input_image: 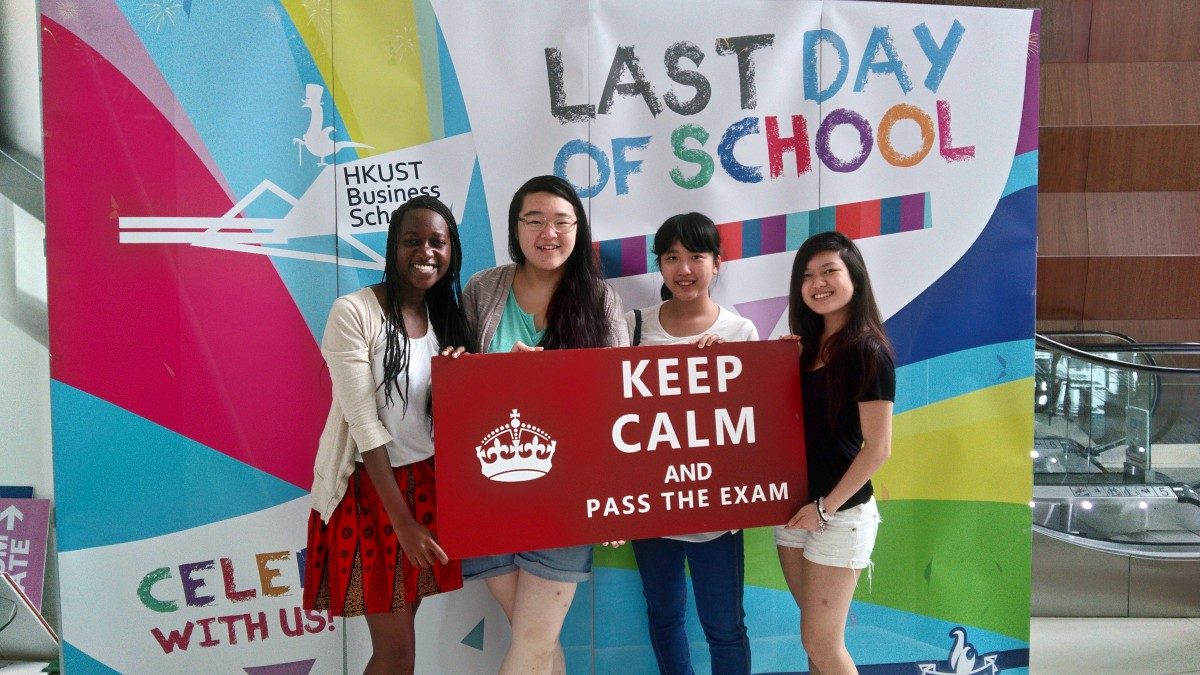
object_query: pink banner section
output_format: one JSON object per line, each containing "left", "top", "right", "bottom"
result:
{"left": 41, "top": 19, "right": 327, "bottom": 489}
{"left": 0, "top": 498, "right": 51, "bottom": 609}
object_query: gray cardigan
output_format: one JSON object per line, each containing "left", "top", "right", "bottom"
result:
{"left": 462, "top": 264, "right": 630, "bottom": 352}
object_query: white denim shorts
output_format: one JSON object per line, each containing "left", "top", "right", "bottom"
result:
{"left": 774, "top": 497, "right": 881, "bottom": 570}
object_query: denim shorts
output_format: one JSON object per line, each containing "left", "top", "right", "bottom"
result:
{"left": 461, "top": 544, "right": 594, "bottom": 584}
{"left": 774, "top": 497, "right": 881, "bottom": 570}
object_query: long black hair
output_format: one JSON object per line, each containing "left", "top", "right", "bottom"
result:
{"left": 652, "top": 212, "right": 722, "bottom": 301}
{"left": 379, "top": 195, "right": 472, "bottom": 418}
{"left": 507, "top": 175, "right": 614, "bottom": 349}
{"left": 788, "top": 231, "right": 893, "bottom": 418}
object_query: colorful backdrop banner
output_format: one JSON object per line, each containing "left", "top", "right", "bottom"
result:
{"left": 42, "top": 1, "right": 1036, "bottom": 672}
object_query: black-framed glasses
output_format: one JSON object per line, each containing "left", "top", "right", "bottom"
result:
{"left": 518, "top": 216, "right": 577, "bottom": 233}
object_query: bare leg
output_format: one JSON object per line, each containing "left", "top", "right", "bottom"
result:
{"left": 485, "top": 571, "right": 519, "bottom": 622}
{"left": 362, "top": 598, "right": 421, "bottom": 675}
{"left": 777, "top": 546, "right": 820, "bottom": 674}
{"left": 498, "top": 572, "right": 577, "bottom": 675}
{"left": 800, "top": 558, "right": 860, "bottom": 675}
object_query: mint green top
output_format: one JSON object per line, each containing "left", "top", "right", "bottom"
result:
{"left": 487, "top": 290, "right": 546, "bottom": 354}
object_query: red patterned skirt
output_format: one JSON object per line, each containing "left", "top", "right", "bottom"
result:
{"left": 303, "top": 458, "right": 461, "bottom": 616}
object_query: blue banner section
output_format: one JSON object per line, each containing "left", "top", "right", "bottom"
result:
{"left": 885, "top": 186, "right": 1037, "bottom": 368}
{"left": 588, "top": 568, "right": 1029, "bottom": 673}
{"left": 51, "top": 381, "right": 305, "bottom": 552}
{"left": 1002, "top": 151, "right": 1038, "bottom": 198}
{"left": 113, "top": 0, "right": 338, "bottom": 208}
{"left": 895, "top": 338, "right": 1035, "bottom": 415}
{"left": 62, "top": 641, "right": 121, "bottom": 675}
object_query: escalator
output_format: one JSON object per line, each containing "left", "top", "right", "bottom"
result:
{"left": 1032, "top": 332, "right": 1200, "bottom": 617}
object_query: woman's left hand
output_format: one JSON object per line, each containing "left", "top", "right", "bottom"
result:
{"left": 785, "top": 502, "right": 822, "bottom": 532}
{"left": 601, "top": 540, "right": 627, "bottom": 548}
{"left": 440, "top": 346, "right": 467, "bottom": 358}
{"left": 692, "top": 333, "right": 725, "bottom": 349}
{"left": 512, "top": 340, "right": 544, "bottom": 352}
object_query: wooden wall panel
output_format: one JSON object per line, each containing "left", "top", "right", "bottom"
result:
{"left": 1083, "top": 256, "right": 1200, "bottom": 320}
{"left": 1089, "top": 0, "right": 1200, "bottom": 62}
{"left": 1041, "top": 63, "right": 1091, "bottom": 126}
{"left": 1038, "top": 193, "right": 1089, "bottom": 255}
{"left": 1040, "top": 127, "right": 1090, "bottom": 192}
{"left": 1089, "top": 63, "right": 1200, "bottom": 125}
{"left": 1085, "top": 320, "right": 1200, "bottom": 343}
{"left": 1037, "top": 257, "right": 1090, "bottom": 320}
{"left": 1040, "top": 0, "right": 1093, "bottom": 63}
{"left": 1086, "top": 126, "right": 1200, "bottom": 192}
{"left": 1086, "top": 192, "right": 1200, "bottom": 256}
{"left": 1035, "top": 319, "right": 1085, "bottom": 335}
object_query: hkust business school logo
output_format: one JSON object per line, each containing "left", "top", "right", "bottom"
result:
{"left": 116, "top": 83, "right": 474, "bottom": 271}
{"left": 476, "top": 409, "right": 558, "bottom": 482}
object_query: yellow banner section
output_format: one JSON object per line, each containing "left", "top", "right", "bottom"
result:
{"left": 282, "top": 0, "right": 430, "bottom": 151}
{"left": 874, "top": 378, "right": 1033, "bottom": 505}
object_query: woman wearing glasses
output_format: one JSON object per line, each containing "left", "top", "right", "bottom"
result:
{"left": 458, "top": 175, "right": 628, "bottom": 674}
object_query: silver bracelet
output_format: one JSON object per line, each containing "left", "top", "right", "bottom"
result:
{"left": 817, "top": 496, "right": 832, "bottom": 524}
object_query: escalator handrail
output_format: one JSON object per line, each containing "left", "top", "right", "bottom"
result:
{"left": 1063, "top": 343, "right": 1200, "bottom": 355}
{"left": 1032, "top": 523, "right": 1200, "bottom": 561}
{"left": 1040, "top": 330, "right": 1139, "bottom": 344}
{"left": 1036, "top": 334, "right": 1200, "bottom": 375}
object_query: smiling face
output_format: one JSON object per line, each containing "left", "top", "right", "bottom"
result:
{"left": 801, "top": 250, "right": 855, "bottom": 324}
{"left": 658, "top": 240, "right": 719, "bottom": 302}
{"left": 392, "top": 207, "right": 452, "bottom": 295}
{"left": 515, "top": 191, "right": 577, "bottom": 273}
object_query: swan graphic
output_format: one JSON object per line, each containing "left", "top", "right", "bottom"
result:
{"left": 293, "top": 83, "right": 373, "bottom": 166}
{"left": 918, "top": 627, "right": 1001, "bottom": 675}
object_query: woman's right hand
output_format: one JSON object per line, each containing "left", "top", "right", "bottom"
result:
{"left": 785, "top": 502, "right": 822, "bottom": 532}
{"left": 393, "top": 517, "right": 450, "bottom": 569}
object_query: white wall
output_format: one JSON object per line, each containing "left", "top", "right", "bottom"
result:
{"left": 0, "top": 1, "right": 43, "bottom": 158}
{"left": 0, "top": 198, "right": 51, "bottom": 498}
{"left": 0, "top": 0, "right": 57, "bottom": 630}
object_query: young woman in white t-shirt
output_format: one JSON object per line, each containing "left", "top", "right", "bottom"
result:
{"left": 626, "top": 212, "right": 758, "bottom": 675}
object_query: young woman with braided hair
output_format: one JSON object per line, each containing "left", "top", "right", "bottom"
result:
{"left": 304, "top": 195, "right": 471, "bottom": 674}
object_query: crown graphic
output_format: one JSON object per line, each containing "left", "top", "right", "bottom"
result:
{"left": 475, "top": 409, "right": 557, "bottom": 482}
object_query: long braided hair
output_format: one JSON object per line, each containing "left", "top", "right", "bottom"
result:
{"left": 506, "top": 175, "right": 614, "bottom": 349}
{"left": 379, "top": 196, "right": 472, "bottom": 420}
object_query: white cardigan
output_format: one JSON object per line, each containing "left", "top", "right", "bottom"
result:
{"left": 309, "top": 287, "right": 392, "bottom": 522}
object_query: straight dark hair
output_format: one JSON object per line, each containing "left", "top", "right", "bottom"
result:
{"left": 379, "top": 196, "right": 472, "bottom": 420}
{"left": 788, "top": 231, "right": 893, "bottom": 418}
{"left": 652, "top": 212, "right": 721, "bottom": 301}
{"left": 507, "top": 175, "right": 613, "bottom": 349}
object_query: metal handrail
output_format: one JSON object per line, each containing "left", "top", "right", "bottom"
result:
{"left": 1032, "top": 523, "right": 1200, "bottom": 561}
{"left": 1067, "top": 343, "right": 1200, "bottom": 354}
{"left": 1040, "top": 330, "right": 1139, "bottom": 345}
{"left": 1035, "top": 334, "right": 1200, "bottom": 375}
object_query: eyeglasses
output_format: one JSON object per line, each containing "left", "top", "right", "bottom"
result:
{"left": 518, "top": 216, "right": 577, "bottom": 233}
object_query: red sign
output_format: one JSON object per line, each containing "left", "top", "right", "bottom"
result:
{"left": 433, "top": 340, "right": 806, "bottom": 558}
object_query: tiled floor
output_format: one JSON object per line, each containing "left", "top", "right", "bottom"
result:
{"left": 1030, "top": 617, "right": 1200, "bottom": 674}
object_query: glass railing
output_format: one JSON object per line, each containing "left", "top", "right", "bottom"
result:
{"left": 1033, "top": 333, "right": 1200, "bottom": 557}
